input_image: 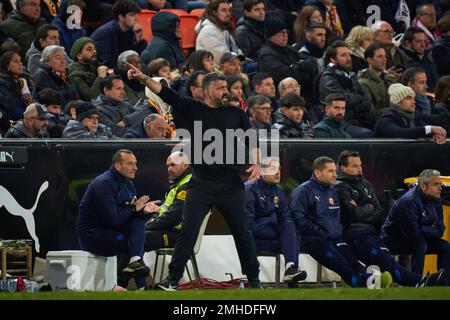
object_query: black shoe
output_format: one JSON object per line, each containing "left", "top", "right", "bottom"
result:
{"left": 122, "top": 259, "right": 150, "bottom": 278}
{"left": 283, "top": 267, "right": 307, "bottom": 283}
{"left": 418, "top": 268, "right": 446, "bottom": 287}
{"left": 248, "top": 279, "right": 264, "bottom": 289}
{"left": 156, "top": 277, "right": 179, "bottom": 291}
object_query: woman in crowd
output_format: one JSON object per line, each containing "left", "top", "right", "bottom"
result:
{"left": 226, "top": 75, "right": 247, "bottom": 110}
{"left": 345, "top": 25, "right": 373, "bottom": 73}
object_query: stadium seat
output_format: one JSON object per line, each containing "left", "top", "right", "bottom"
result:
{"left": 152, "top": 211, "right": 212, "bottom": 289}
{"left": 257, "top": 251, "right": 281, "bottom": 288}
{"left": 137, "top": 9, "right": 157, "bottom": 42}
{"left": 160, "top": 8, "right": 188, "bottom": 15}
{"left": 190, "top": 8, "right": 205, "bottom": 18}
{"left": 179, "top": 14, "right": 199, "bottom": 52}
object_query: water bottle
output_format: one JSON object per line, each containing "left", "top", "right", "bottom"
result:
{"left": 331, "top": 281, "right": 337, "bottom": 289}
{"left": 16, "top": 277, "right": 26, "bottom": 292}
{"left": 239, "top": 279, "right": 245, "bottom": 289}
{"left": 24, "top": 280, "right": 40, "bottom": 293}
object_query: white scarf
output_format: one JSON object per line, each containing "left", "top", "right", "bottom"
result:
{"left": 395, "top": 0, "right": 411, "bottom": 29}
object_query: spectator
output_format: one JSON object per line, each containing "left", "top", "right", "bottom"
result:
{"left": 225, "top": 75, "right": 246, "bottom": 109}
{"left": 400, "top": 26, "right": 438, "bottom": 90}
{"left": 181, "top": 49, "right": 215, "bottom": 75}
{"left": 371, "top": 20, "right": 408, "bottom": 80}
{"left": 402, "top": 67, "right": 432, "bottom": 115}
{"left": 125, "top": 113, "right": 167, "bottom": 138}
{"left": 195, "top": 0, "right": 243, "bottom": 65}
{"left": 63, "top": 99, "right": 83, "bottom": 121}
{"left": 0, "top": 51, "right": 34, "bottom": 134}
{"left": 132, "top": 23, "right": 148, "bottom": 55}
{"left": 62, "top": 101, "right": 116, "bottom": 138}
{"left": 94, "top": 75, "right": 151, "bottom": 137}
{"left": 313, "top": 93, "right": 351, "bottom": 138}
{"left": 140, "top": 12, "right": 185, "bottom": 71}
{"left": 431, "top": 15, "right": 450, "bottom": 77}
{"left": 345, "top": 25, "right": 373, "bottom": 73}
{"left": 68, "top": 37, "right": 109, "bottom": 101}
{"left": 372, "top": 0, "right": 416, "bottom": 34}
{"left": 5, "top": 102, "right": 53, "bottom": 138}
{"left": 304, "top": 0, "right": 344, "bottom": 38}
{"left": 431, "top": 75, "right": 450, "bottom": 132}
{"left": 412, "top": 3, "right": 440, "bottom": 48}
{"left": 381, "top": 169, "right": 450, "bottom": 286}
{"left": 52, "top": 0, "right": 87, "bottom": 54}
{"left": 0, "top": 0, "right": 46, "bottom": 57}
{"left": 258, "top": 16, "right": 319, "bottom": 101}
{"left": 318, "top": 40, "right": 373, "bottom": 133}
{"left": 293, "top": 5, "right": 324, "bottom": 48}
{"left": 273, "top": 93, "right": 312, "bottom": 139}
{"left": 26, "top": 24, "right": 72, "bottom": 75}
{"left": 357, "top": 43, "right": 397, "bottom": 126}
{"left": 148, "top": 58, "right": 173, "bottom": 82}
{"left": 278, "top": 77, "right": 300, "bottom": 98}
{"left": 248, "top": 94, "right": 272, "bottom": 134}
{"left": 116, "top": 50, "right": 146, "bottom": 104}
{"left": 374, "top": 83, "right": 446, "bottom": 143}
{"left": 187, "top": 70, "right": 206, "bottom": 100}
{"left": 245, "top": 158, "right": 307, "bottom": 288}
{"left": 219, "top": 52, "right": 251, "bottom": 97}
{"left": 137, "top": 0, "right": 170, "bottom": 11}
{"left": 38, "top": 88, "right": 67, "bottom": 138}
{"left": 33, "top": 45, "right": 79, "bottom": 106}
{"left": 252, "top": 72, "right": 280, "bottom": 111}
{"left": 90, "top": 0, "right": 141, "bottom": 68}
{"left": 235, "top": 0, "right": 266, "bottom": 60}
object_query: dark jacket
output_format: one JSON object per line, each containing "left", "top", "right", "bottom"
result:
{"left": 47, "top": 113, "right": 68, "bottom": 138}
{"left": 400, "top": 45, "right": 439, "bottom": 90}
{"left": 235, "top": 16, "right": 265, "bottom": 60}
{"left": 289, "top": 175, "right": 342, "bottom": 240}
{"left": 333, "top": 0, "right": 371, "bottom": 35}
{"left": 124, "top": 120, "right": 147, "bottom": 138}
{"left": 258, "top": 41, "right": 318, "bottom": 89}
{"left": 51, "top": 0, "right": 87, "bottom": 54}
{"left": 313, "top": 115, "right": 351, "bottom": 138}
{"left": 350, "top": 53, "right": 367, "bottom": 74}
{"left": 381, "top": 186, "right": 445, "bottom": 245}
{"left": 0, "top": 10, "right": 46, "bottom": 56}
{"left": 62, "top": 119, "right": 116, "bottom": 139}
{"left": 245, "top": 178, "right": 292, "bottom": 240}
{"left": 91, "top": 20, "right": 138, "bottom": 68}
{"left": 374, "top": 106, "right": 430, "bottom": 139}
{"left": 76, "top": 166, "right": 147, "bottom": 238}
{"left": 68, "top": 60, "right": 103, "bottom": 101}
{"left": 93, "top": 95, "right": 152, "bottom": 137}
{"left": 0, "top": 74, "right": 32, "bottom": 126}
{"left": 4, "top": 120, "right": 50, "bottom": 138}
{"left": 140, "top": 12, "right": 185, "bottom": 70}
{"left": 115, "top": 68, "right": 146, "bottom": 105}
{"left": 33, "top": 64, "right": 79, "bottom": 106}
{"left": 335, "top": 172, "right": 384, "bottom": 242}
{"left": 431, "top": 35, "right": 450, "bottom": 77}
{"left": 146, "top": 168, "right": 192, "bottom": 232}
{"left": 371, "top": 0, "right": 422, "bottom": 34}
{"left": 272, "top": 108, "right": 312, "bottom": 139}
{"left": 318, "top": 64, "right": 372, "bottom": 127}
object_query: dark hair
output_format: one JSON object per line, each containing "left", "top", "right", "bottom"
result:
{"left": 112, "top": 149, "right": 134, "bottom": 164}
{"left": 0, "top": 40, "right": 22, "bottom": 57}
{"left": 324, "top": 93, "right": 346, "bottom": 106}
{"left": 39, "top": 88, "right": 64, "bottom": 106}
{"left": 225, "top": 75, "right": 243, "bottom": 89}
{"left": 148, "top": 58, "right": 170, "bottom": 77}
{"left": 402, "top": 26, "right": 425, "bottom": 44}
{"left": 203, "top": 0, "right": 231, "bottom": 31}
{"left": 337, "top": 150, "right": 360, "bottom": 167}
{"left": 416, "top": 3, "right": 434, "bottom": 16}
{"left": 435, "top": 75, "right": 450, "bottom": 103}
{"left": 252, "top": 72, "right": 271, "bottom": 89}
{"left": 0, "top": 50, "right": 19, "bottom": 75}
{"left": 99, "top": 75, "right": 122, "bottom": 94}
{"left": 438, "top": 15, "right": 450, "bottom": 34}
{"left": 186, "top": 70, "right": 207, "bottom": 96}
{"left": 248, "top": 94, "right": 271, "bottom": 109}
{"left": 182, "top": 50, "right": 214, "bottom": 74}
{"left": 243, "top": 0, "right": 265, "bottom": 12}
{"left": 401, "top": 67, "right": 426, "bottom": 85}
{"left": 294, "top": 5, "right": 321, "bottom": 46}
{"left": 305, "top": 22, "right": 327, "bottom": 33}
{"left": 364, "top": 43, "right": 386, "bottom": 60}
{"left": 112, "top": 0, "right": 140, "bottom": 20}
{"left": 64, "top": 99, "right": 84, "bottom": 116}
{"left": 36, "top": 24, "right": 58, "bottom": 43}
{"left": 202, "top": 72, "right": 227, "bottom": 92}
{"left": 281, "top": 92, "right": 305, "bottom": 109}
{"left": 312, "top": 156, "right": 335, "bottom": 171}
{"left": 324, "top": 40, "right": 348, "bottom": 64}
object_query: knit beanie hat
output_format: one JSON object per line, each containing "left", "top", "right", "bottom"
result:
{"left": 265, "top": 16, "right": 288, "bottom": 39}
{"left": 388, "top": 83, "right": 416, "bottom": 105}
{"left": 76, "top": 102, "right": 99, "bottom": 121}
{"left": 70, "top": 37, "right": 94, "bottom": 61}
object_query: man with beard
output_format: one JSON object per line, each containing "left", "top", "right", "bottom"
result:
{"left": 5, "top": 103, "right": 53, "bottom": 138}
{"left": 335, "top": 150, "right": 444, "bottom": 287}
{"left": 127, "top": 65, "right": 263, "bottom": 290}
{"left": 313, "top": 93, "right": 351, "bottom": 139}
{"left": 68, "top": 37, "right": 110, "bottom": 101}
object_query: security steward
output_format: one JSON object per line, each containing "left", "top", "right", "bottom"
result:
{"left": 126, "top": 64, "right": 263, "bottom": 290}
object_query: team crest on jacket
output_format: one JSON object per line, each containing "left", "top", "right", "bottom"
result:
{"left": 329, "top": 198, "right": 334, "bottom": 205}
{"left": 274, "top": 196, "right": 279, "bottom": 204}
{"left": 176, "top": 190, "right": 186, "bottom": 201}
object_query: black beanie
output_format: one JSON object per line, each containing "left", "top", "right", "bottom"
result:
{"left": 76, "top": 102, "right": 99, "bottom": 121}
{"left": 265, "top": 16, "right": 288, "bottom": 39}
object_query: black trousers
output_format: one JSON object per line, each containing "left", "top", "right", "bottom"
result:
{"left": 168, "top": 175, "right": 260, "bottom": 282}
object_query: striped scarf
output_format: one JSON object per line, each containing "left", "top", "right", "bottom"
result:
{"left": 325, "top": 5, "right": 344, "bottom": 38}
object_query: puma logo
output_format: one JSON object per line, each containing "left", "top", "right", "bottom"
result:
{"left": 0, "top": 181, "right": 49, "bottom": 253}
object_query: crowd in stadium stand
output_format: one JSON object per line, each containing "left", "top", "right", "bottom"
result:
{"left": 0, "top": 0, "right": 449, "bottom": 142}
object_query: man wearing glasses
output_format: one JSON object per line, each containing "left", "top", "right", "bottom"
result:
{"left": 248, "top": 95, "right": 273, "bottom": 135}
{"left": 5, "top": 103, "right": 53, "bottom": 138}
{"left": 412, "top": 3, "right": 440, "bottom": 48}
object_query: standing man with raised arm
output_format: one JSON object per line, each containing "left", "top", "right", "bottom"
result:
{"left": 127, "top": 64, "right": 263, "bottom": 290}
